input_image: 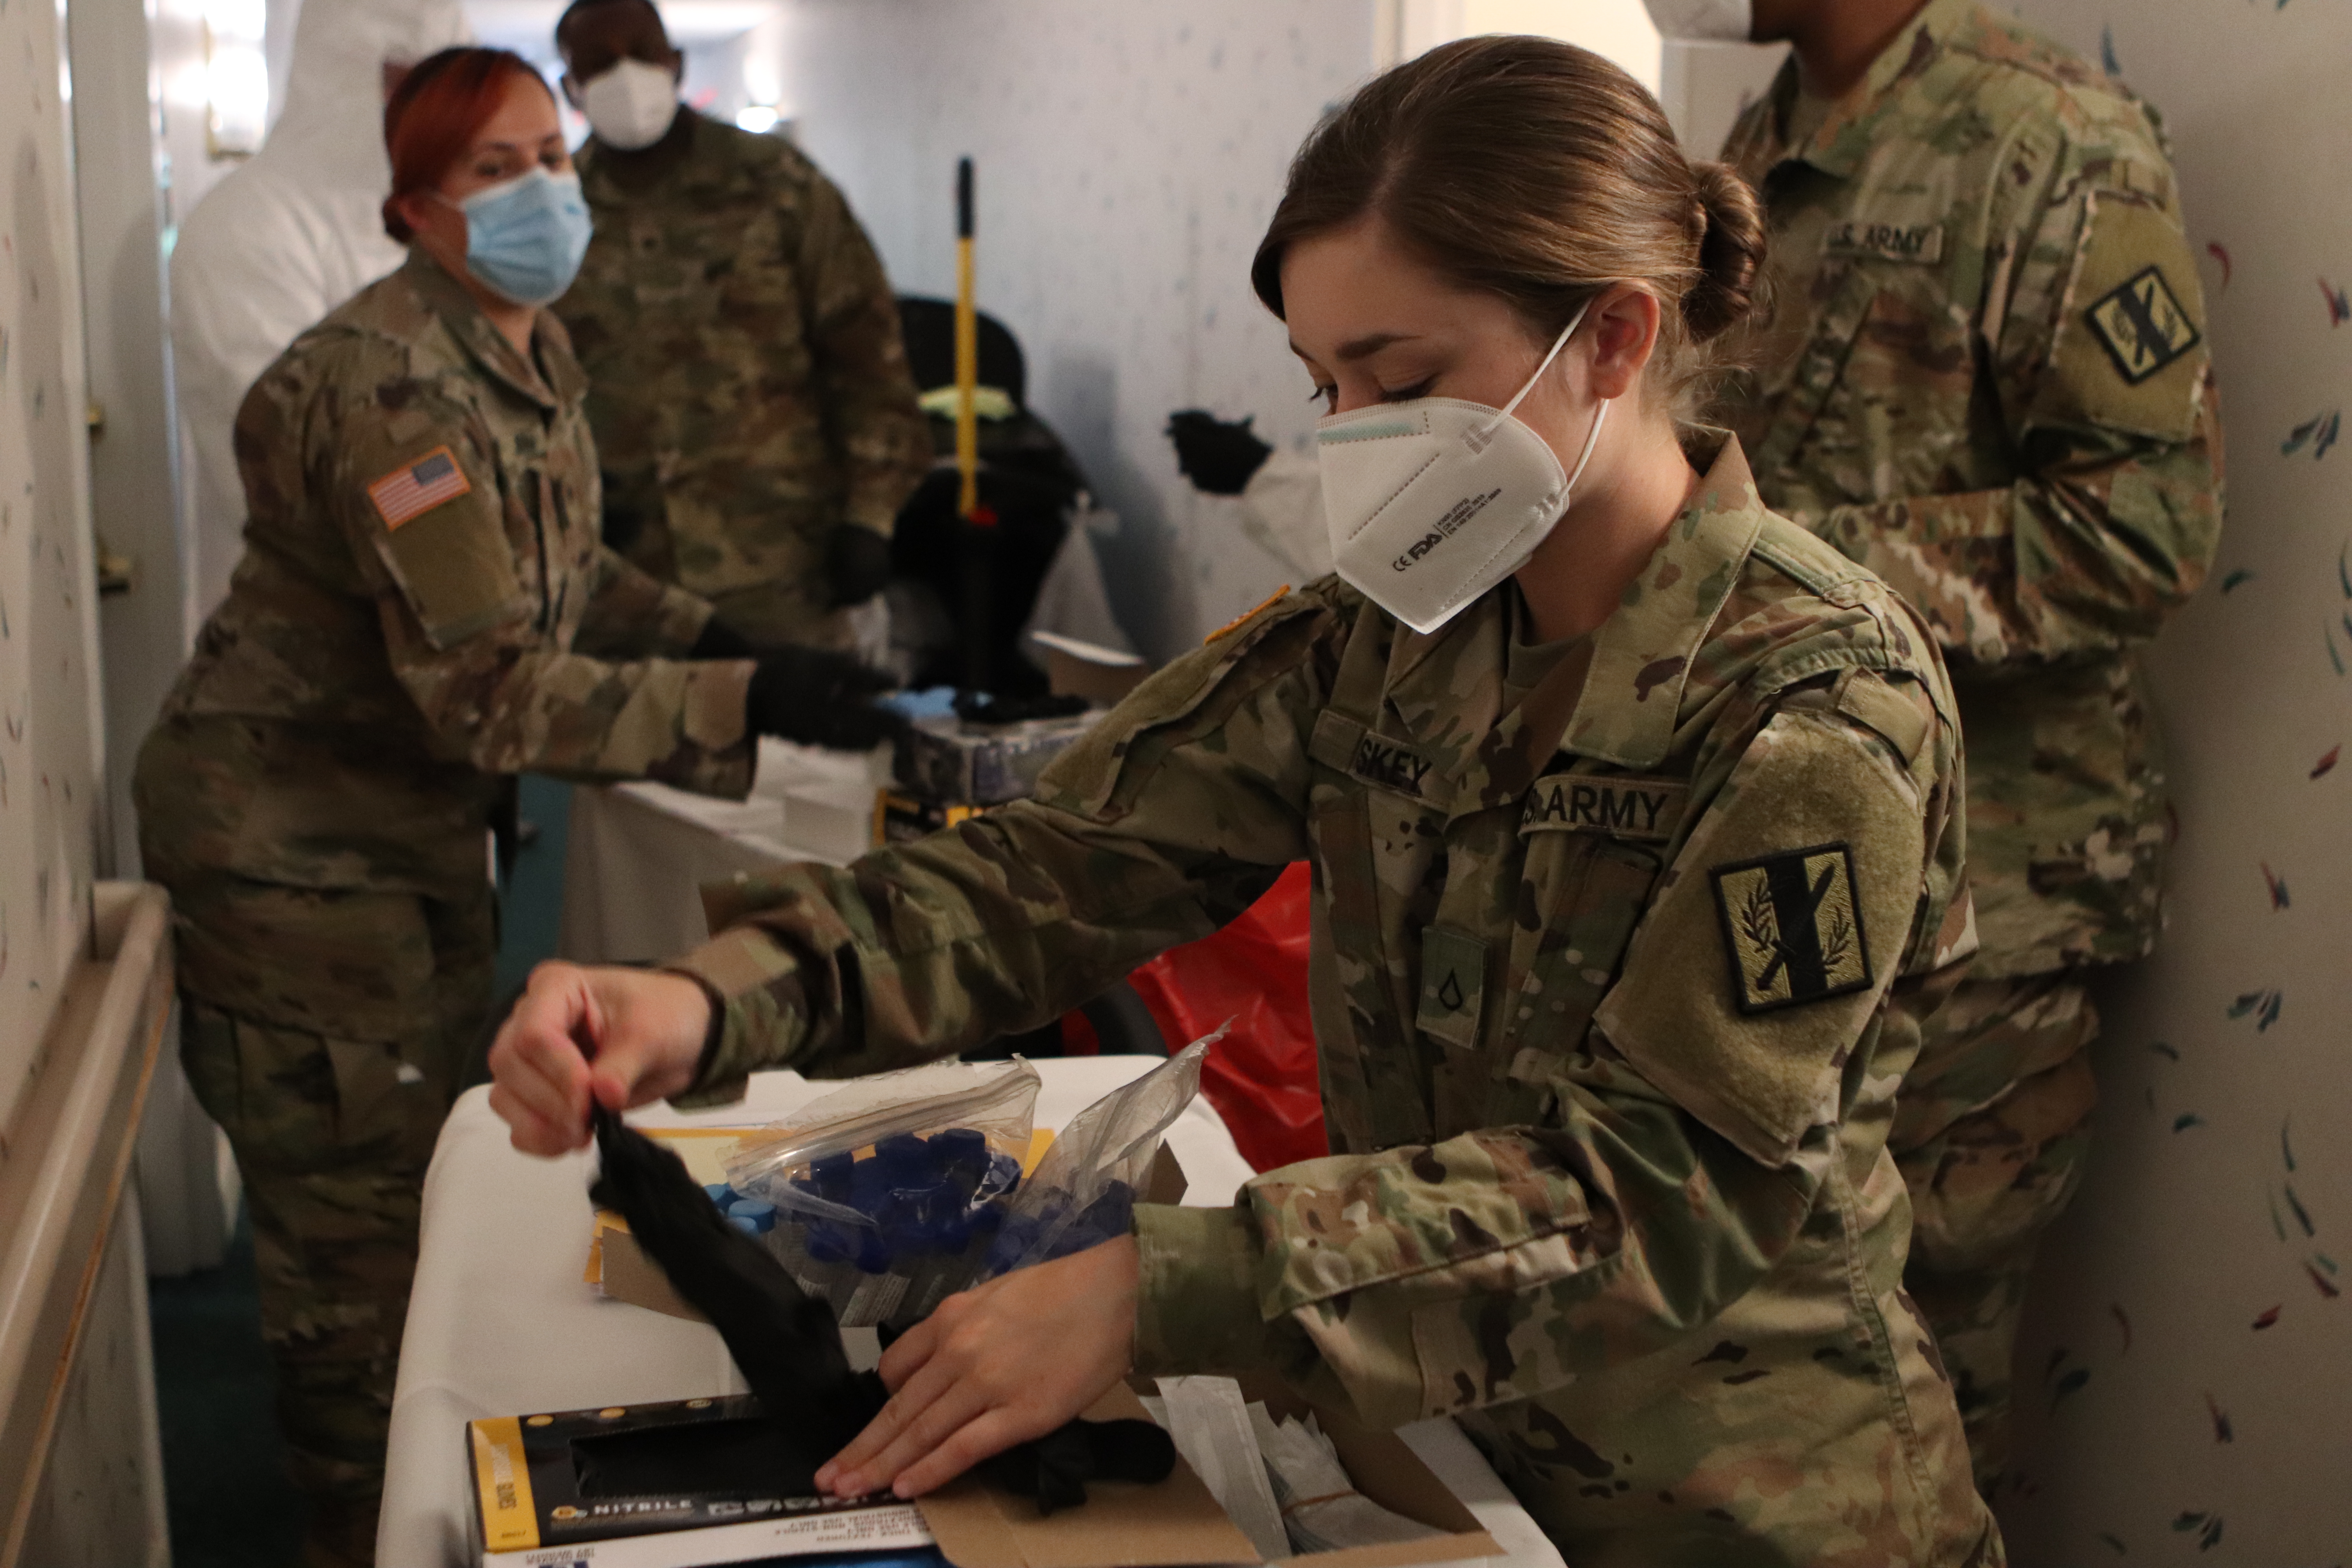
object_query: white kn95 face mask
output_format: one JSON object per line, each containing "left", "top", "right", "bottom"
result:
{"left": 1641, "top": 0, "right": 1754, "bottom": 42}
{"left": 579, "top": 58, "right": 679, "bottom": 151}
{"left": 1315, "top": 300, "right": 1608, "bottom": 637}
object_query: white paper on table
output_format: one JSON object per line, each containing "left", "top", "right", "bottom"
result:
{"left": 1156, "top": 1376, "right": 1288, "bottom": 1562}
{"left": 1249, "top": 1405, "right": 1443, "bottom": 1555}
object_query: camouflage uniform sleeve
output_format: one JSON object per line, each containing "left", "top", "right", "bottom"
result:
{"left": 572, "top": 542, "right": 715, "bottom": 660}
{"left": 1808, "top": 110, "right": 2223, "bottom": 666}
{"left": 1136, "top": 665, "right": 1972, "bottom": 1433}
{"left": 663, "top": 588, "right": 1340, "bottom": 1107}
{"left": 318, "top": 340, "right": 754, "bottom": 797}
{"left": 793, "top": 167, "right": 930, "bottom": 539}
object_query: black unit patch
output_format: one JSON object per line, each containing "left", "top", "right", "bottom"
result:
{"left": 2085, "top": 264, "right": 2200, "bottom": 385}
{"left": 1520, "top": 773, "right": 1688, "bottom": 843}
{"left": 1709, "top": 842, "right": 1873, "bottom": 1015}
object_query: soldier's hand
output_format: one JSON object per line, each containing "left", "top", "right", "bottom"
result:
{"left": 746, "top": 646, "right": 906, "bottom": 751}
{"left": 816, "top": 1236, "right": 1140, "bottom": 1500}
{"left": 486, "top": 962, "right": 712, "bottom": 1156}
{"left": 1166, "top": 409, "right": 1272, "bottom": 496}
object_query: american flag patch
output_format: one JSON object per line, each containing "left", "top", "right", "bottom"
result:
{"left": 366, "top": 445, "right": 473, "bottom": 530}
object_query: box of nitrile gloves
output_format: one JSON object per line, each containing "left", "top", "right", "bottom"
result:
{"left": 467, "top": 1393, "right": 940, "bottom": 1567}
{"left": 892, "top": 711, "right": 1096, "bottom": 806}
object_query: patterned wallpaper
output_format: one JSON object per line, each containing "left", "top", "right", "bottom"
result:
{"left": 768, "top": 0, "right": 1376, "bottom": 660}
{"left": 0, "top": 0, "right": 105, "bottom": 1131}
{"left": 1991, "top": 2, "right": 2352, "bottom": 1560}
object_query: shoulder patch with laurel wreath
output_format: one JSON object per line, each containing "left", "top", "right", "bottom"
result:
{"left": 1708, "top": 842, "right": 1873, "bottom": 1015}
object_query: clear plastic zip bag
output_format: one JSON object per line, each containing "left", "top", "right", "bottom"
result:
{"left": 719, "top": 1058, "right": 1041, "bottom": 1327}
{"left": 979, "top": 1034, "right": 1216, "bottom": 1281}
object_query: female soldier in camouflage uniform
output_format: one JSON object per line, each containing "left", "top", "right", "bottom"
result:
{"left": 489, "top": 38, "right": 1999, "bottom": 1563}
{"left": 134, "top": 48, "right": 891, "bottom": 1566}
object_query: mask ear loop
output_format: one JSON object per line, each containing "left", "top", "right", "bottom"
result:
{"left": 1465, "top": 293, "right": 1599, "bottom": 453}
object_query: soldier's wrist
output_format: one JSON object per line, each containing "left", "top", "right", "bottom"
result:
{"left": 1131, "top": 1203, "right": 1269, "bottom": 1377}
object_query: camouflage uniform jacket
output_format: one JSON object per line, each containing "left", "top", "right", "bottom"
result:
{"left": 1720, "top": 0, "right": 2224, "bottom": 977}
{"left": 557, "top": 116, "right": 931, "bottom": 646}
{"left": 142, "top": 248, "right": 753, "bottom": 900}
{"left": 670, "top": 443, "right": 1997, "bottom": 1562}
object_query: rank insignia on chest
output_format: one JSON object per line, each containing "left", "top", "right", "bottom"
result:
{"left": 2085, "top": 264, "right": 2200, "bottom": 385}
{"left": 1709, "top": 842, "right": 1873, "bottom": 1014}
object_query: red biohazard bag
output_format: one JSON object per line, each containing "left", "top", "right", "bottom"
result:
{"left": 1120, "top": 863, "right": 1325, "bottom": 1172}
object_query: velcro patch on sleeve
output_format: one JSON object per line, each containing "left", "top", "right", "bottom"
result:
{"left": 1709, "top": 842, "right": 1874, "bottom": 1014}
{"left": 2044, "top": 189, "right": 2208, "bottom": 441}
{"left": 366, "top": 445, "right": 474, "bottom": 531}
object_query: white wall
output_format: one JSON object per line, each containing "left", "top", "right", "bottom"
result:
{"left": 1, "top": 0, "right": 107, "bottom": 1130}
{"left": 769, "top": 0, "right": 1378, "bottom": 659}
{"left": 1968, "top": 2, "right": 2352, "bottom": 1560}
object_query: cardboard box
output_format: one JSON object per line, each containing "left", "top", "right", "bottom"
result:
{"left": 468, "top": 1393, "right": 934, "bottom": 1567}
{"left": 893, "top": 711, "right": 1095, "bottom": 806}
{"left": 581, "top": 1136, "right": 1496, "bottom": 1568}
{"left": 913, "top": 1378, "right": 1500, "bottom": 1568}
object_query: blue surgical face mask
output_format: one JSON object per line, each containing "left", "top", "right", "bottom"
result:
{"left": 448, "top": 167, "right": 592, "bottom": 307}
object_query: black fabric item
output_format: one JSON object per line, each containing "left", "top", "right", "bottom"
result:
{"left": 980, "top": 1418, "right": 1177, "bottom": 1517}
{"left": 1166, "top": 410, "right": 1272, "bottom": 496}
{"left": 689, "top": 617, "right": 759, "bottom": 661}
{"left": 592, "top": 1110, "right": 1177, "bottom": 1515}
{"left": 745, "top": 647, "right": 905, "bottom": 751}
{"left": 590, "top": 1107, "right": 885, "bottom": 1457}
{"left": 828, "top": 526, "right": 896, "bottom": 609}
{"left": 951, "top": 690, "right": 1088, "bottom": 726}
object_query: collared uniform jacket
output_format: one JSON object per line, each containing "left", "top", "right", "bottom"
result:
{"left": 558, "top": 114, "right": 931, "bottom": 648}
{"left": 667, "top": 443, "right": 1998, "bottom": 1564}
{"left": 1720, "top": 0, "right": 2224, "bottom": 980}
{"left": 138, "top": 249, "right": 755, "bottom": 954}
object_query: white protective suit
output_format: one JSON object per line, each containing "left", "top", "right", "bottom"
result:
{"left": 1216, "top": 447, "right": 1332, "bottom": 583}
{"left": 170, "top": 0, "right": 472, "bottom": 618}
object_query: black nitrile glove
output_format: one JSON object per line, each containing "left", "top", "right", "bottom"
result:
{"left": 981, "top": 1417, "right": 1178, "bottom": 1516}
{"left": 688, "top": 616, "right": 758, "bottom": 660}
{"left": 591, "top": 1108, "right": 1177, "bottom": 1516}
{"left": 590, "top": 1107, "right": 882, "bottom": 1457}
{"left": 828, "top": 525, "right": 895, "bottom": 608}
{"left": 746, "top": 647, "right": 904, "bottom": 751}
{"left": 1167, "top": 410, "right": 1272, "bottom": 496}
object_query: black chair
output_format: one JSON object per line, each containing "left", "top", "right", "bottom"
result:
{"left": 889, "top": 296, "right": 1091, "bottom": 699}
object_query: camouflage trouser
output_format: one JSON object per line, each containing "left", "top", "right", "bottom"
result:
{"left": 1892, "top": 971, "right": 2100, "bottom": 1494}
{"left": 167, "top": 871, "right": 494, "bottom": 1568}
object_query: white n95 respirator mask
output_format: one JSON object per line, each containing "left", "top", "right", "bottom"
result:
{"left": 1641, "top": 0, "right": 1754, "bottom": 41}
{"left": 579, "top": 58, "right": 680, "bottom": 150}
{"left": 1316, "top": 302, "right": 1608, "bottom": 636}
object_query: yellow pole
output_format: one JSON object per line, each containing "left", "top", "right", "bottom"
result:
{"left": 955, "top": 157, "right": 979, "bottom": 520}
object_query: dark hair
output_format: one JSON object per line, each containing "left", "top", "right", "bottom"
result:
{"left": 556, "top": 0, "right": 669, "bottom": 56}
{"left": 1251, "top": 35, "right": 1768, "bottom": 423}
{"left": 381, "top": 47, "right": 555, "bottom": 242}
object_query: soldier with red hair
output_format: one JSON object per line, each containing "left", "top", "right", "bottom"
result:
{"left": 136, "top": 46, "right": 893, "bottom": 1565}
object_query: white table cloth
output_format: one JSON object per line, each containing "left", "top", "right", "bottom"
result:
{"left": 376, "top": 1059, "right": 1563, "bottom": 1568}
{"left": 559, "top": 739, "right": 887, "bottom": 965}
